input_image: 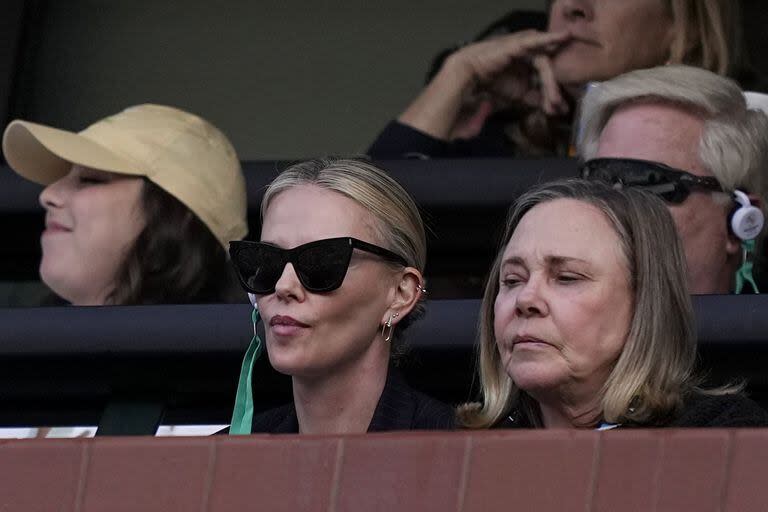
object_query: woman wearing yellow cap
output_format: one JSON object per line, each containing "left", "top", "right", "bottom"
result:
{"left": 2, "top": 104, "right": 247, "bottom": 305}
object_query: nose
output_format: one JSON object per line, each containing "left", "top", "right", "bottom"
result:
{"left": 514, "top": 277, "right": 549, "bottom": 318}
{"left": 551, "top": 0, "right": 593, "bottom": 23}
{"left": 273, "top": 262, "right": 306, "bottom": 301}
{"left": 39, "top": 172, "right": 72, "bottom": 210}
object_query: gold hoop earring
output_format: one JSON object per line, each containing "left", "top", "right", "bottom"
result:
{"left": 381, "top": 312, "right": 399, "bottom": 343}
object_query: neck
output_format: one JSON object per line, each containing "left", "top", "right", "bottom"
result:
{"left": 68, "top": 286, "right": 112, "bottom": 306}
{"left": 292, "top": 343, "right": 389, "bottom": 435}
{"left": 538, "top": 401, "right": 601, "bottom": 429}
{"left": 531, "top": 385, "right": 604, "bottom": 429}
{"left": 688, "top": 259, "right": 737, "bottom": 295}
{"left": 561, "top": 82, "right": 584, "bottom": 102}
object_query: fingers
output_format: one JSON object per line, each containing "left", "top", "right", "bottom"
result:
{"left": 450, "top": 98, "right": 495, "bottom": 140}
{"left": 497, "top": 30, "right": 571, "bottom": 57}
{"left": 480, "top": 31, "right": 571, "bottom": 80}
{"left": 447, "top": 30, "right": 571, "bottom": 85}
{"left": 532, "top": 55, "right": 568, "bottom": 116}
{"left": 437, "top": 29, "right": 571, "bottom": 123}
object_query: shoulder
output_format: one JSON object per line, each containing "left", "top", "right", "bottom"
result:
{"left": 371, "top": 368, "right": 456, "bottom": 431}
{"left": 250, "top": 403, "right": 299, "bottom": 433}
{"left": 670, "top": 392, "right": 768, "bottom": 427}
{"left": 409, "top": 390, "right": 457, "bottom": 430}
{"left": 490, "top": 406, "right": 535, "bottom": 429}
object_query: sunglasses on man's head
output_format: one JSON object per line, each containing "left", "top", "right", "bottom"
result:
{"left": 229, "top": 237, "right": 408, "bottom": 294}
{"left": 579, "top": 158, "right": 724, "bottom": 204}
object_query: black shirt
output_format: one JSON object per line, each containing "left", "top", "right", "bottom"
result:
{"left": 250, "top": 367, "right": 456, "bottom": 433}
{"left": 494, "top": 393, "right": 768, "bottom": 429}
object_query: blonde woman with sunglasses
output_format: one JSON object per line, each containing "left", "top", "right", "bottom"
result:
{"left": 229, "top": 158, "right": 455, "bottom": 434}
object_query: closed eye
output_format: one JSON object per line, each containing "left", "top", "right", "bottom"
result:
{"left": 501, "top": 275, "right": 525, "bottom": 288}
{"left": 78, "top": 177, "right": 106, "bottom": 185}
{"left": 75, "top": 169, "right": 112, "bottom": 185}
{"left": 555, "top": 273, "right": 583, "bottom": 284}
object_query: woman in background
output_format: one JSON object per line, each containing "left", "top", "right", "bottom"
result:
{"left": 369, "top": 0, "right": 755, "bottom": 159}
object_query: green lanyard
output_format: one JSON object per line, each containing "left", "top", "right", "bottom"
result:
{"left": 735, "top": 239, "right": 760, "bottom": 295}
{"left": 229, "top": 308, "right": 263, "bottom": 435}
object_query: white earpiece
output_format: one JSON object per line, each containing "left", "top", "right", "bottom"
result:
{"left": 731, "top": 190, "right": 764, "bottom": 241}
{"left": 744, "top": 91, "right": 768, "bottom": 113}
{"left": 248, "top": 293, "right": 258, "bottom": 309}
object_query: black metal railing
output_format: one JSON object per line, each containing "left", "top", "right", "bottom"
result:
{"left": 0, "top": 295, "right": 767, "bottom": 435}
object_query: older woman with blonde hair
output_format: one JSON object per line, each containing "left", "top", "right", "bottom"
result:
{"left": 369, "top": 0, "right": 759, "bottom": 159}
{"left": 460, "top": 179, "right": 768, "bottom": 429}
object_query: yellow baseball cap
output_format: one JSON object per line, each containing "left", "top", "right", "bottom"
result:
{"left": 2, "top": 104, "right": 247, "bottom": 247}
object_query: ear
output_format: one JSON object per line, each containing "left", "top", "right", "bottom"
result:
{"left": 725, "top": 230, "right": 741, "bottom": 257}
{"left": 381, "top": 267, "right": 424, "bottom": 326}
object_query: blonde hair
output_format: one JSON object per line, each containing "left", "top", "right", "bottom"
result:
{"left": 578, "top": 65, "right": 768, "bottom": 265}
{"left": 261, "top": 157, "right": 427, "bottom": 339}
{"left": 666, "top": 0, "right": 743, "bottom": 76}
{"left": 459, "top": 179, "right": 699, "bottom": 428}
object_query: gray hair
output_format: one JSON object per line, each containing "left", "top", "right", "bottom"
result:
{"left": 459, "top": 179, "right": 698, "bottom": 428}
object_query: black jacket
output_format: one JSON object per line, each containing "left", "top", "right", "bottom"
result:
{"left": 367, "top": 117, "right": 539, "bottom": 159}
{"left": 495, "top": 393, "right": 768, "bottom": 429}
{"left": 666, "top": 393, "right": 768, "bottom": 427}
{"left": 250, "top": 367, "right": 456, "bottom": 433}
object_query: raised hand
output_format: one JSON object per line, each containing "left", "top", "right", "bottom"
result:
{"left": 399, "top": 30, "right": 572, "bottom": 141}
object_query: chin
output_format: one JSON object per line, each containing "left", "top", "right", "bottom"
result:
{"left": 266, "top": 348, "right": 321, "bottom": 379}
{"left": 551, "top": 56, "right": 604, "bottom": 89}
{"left": 552, "top": 67, "right": 593, "bottom": 90}
{"left": 266, "top": 351, "right": 302, "bottom": 377}
{"left": 39, "top": 264, "right": 71, "bottom": 301}
{"left": 509, "top": 362, "right": 567, "bottom": 394}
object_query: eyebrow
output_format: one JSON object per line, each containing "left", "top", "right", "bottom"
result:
{"left": 502, "top": 255, "right": 590, "bottom": 267}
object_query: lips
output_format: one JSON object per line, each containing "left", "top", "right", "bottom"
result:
{"left": 512, "top": 335, "right": 555, "bottom": 349}
{"left": 43, "top": 219, "right": 72, "bottom": 234}
{"left": 570, "top": 35, "right": 600, "bottom": 45}
{"left": 270, "top": 315, "right": 309, "bottom": 328}
{"left": 562, "top": 35, "right": 601, "bottom": 49}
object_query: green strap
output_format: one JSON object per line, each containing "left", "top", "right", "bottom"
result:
{"left": 735, "top": 240, "right": 760, "bottom": 295}
{"left": 229, "top": 308, "right": 263, "bottom": 435}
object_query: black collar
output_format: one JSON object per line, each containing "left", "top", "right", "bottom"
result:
{"left": 254, "top": 366, "right": 419, "bottom": 434}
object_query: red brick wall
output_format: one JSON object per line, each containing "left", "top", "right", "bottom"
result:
{"left": 1, "top": 429, "right": 766, "bottom": 511}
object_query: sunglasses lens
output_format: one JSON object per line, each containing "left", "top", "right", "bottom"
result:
{"left": 295, "top": 240, "right": 352, "bottom": 292}
{"left": 658, "top": 185, "right": 689, "bottom": 204}
{"left": 234, "top": 245, "right": 286, "bottom": 294}
{"left": 582, "top": 160, "right": 692, "bottom": 204}
{"left": 582, "top": 165, "right": 619, "bottom": 185}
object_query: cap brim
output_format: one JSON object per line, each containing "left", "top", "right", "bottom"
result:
{"left": 2, "top": 120, "right": 142, "bottom": 185}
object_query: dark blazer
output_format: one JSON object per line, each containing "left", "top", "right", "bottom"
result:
{"left": 495, "top": 392, "right": 768, "bottom": 429}
{"left": 367, "top": 117, "right": 531, "bottom": 159}
{"left": 667, "top": 393, "right": 768, "bottom": 427}
{"left": 251, "top": 367, "right": 456, "bottom": 433}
